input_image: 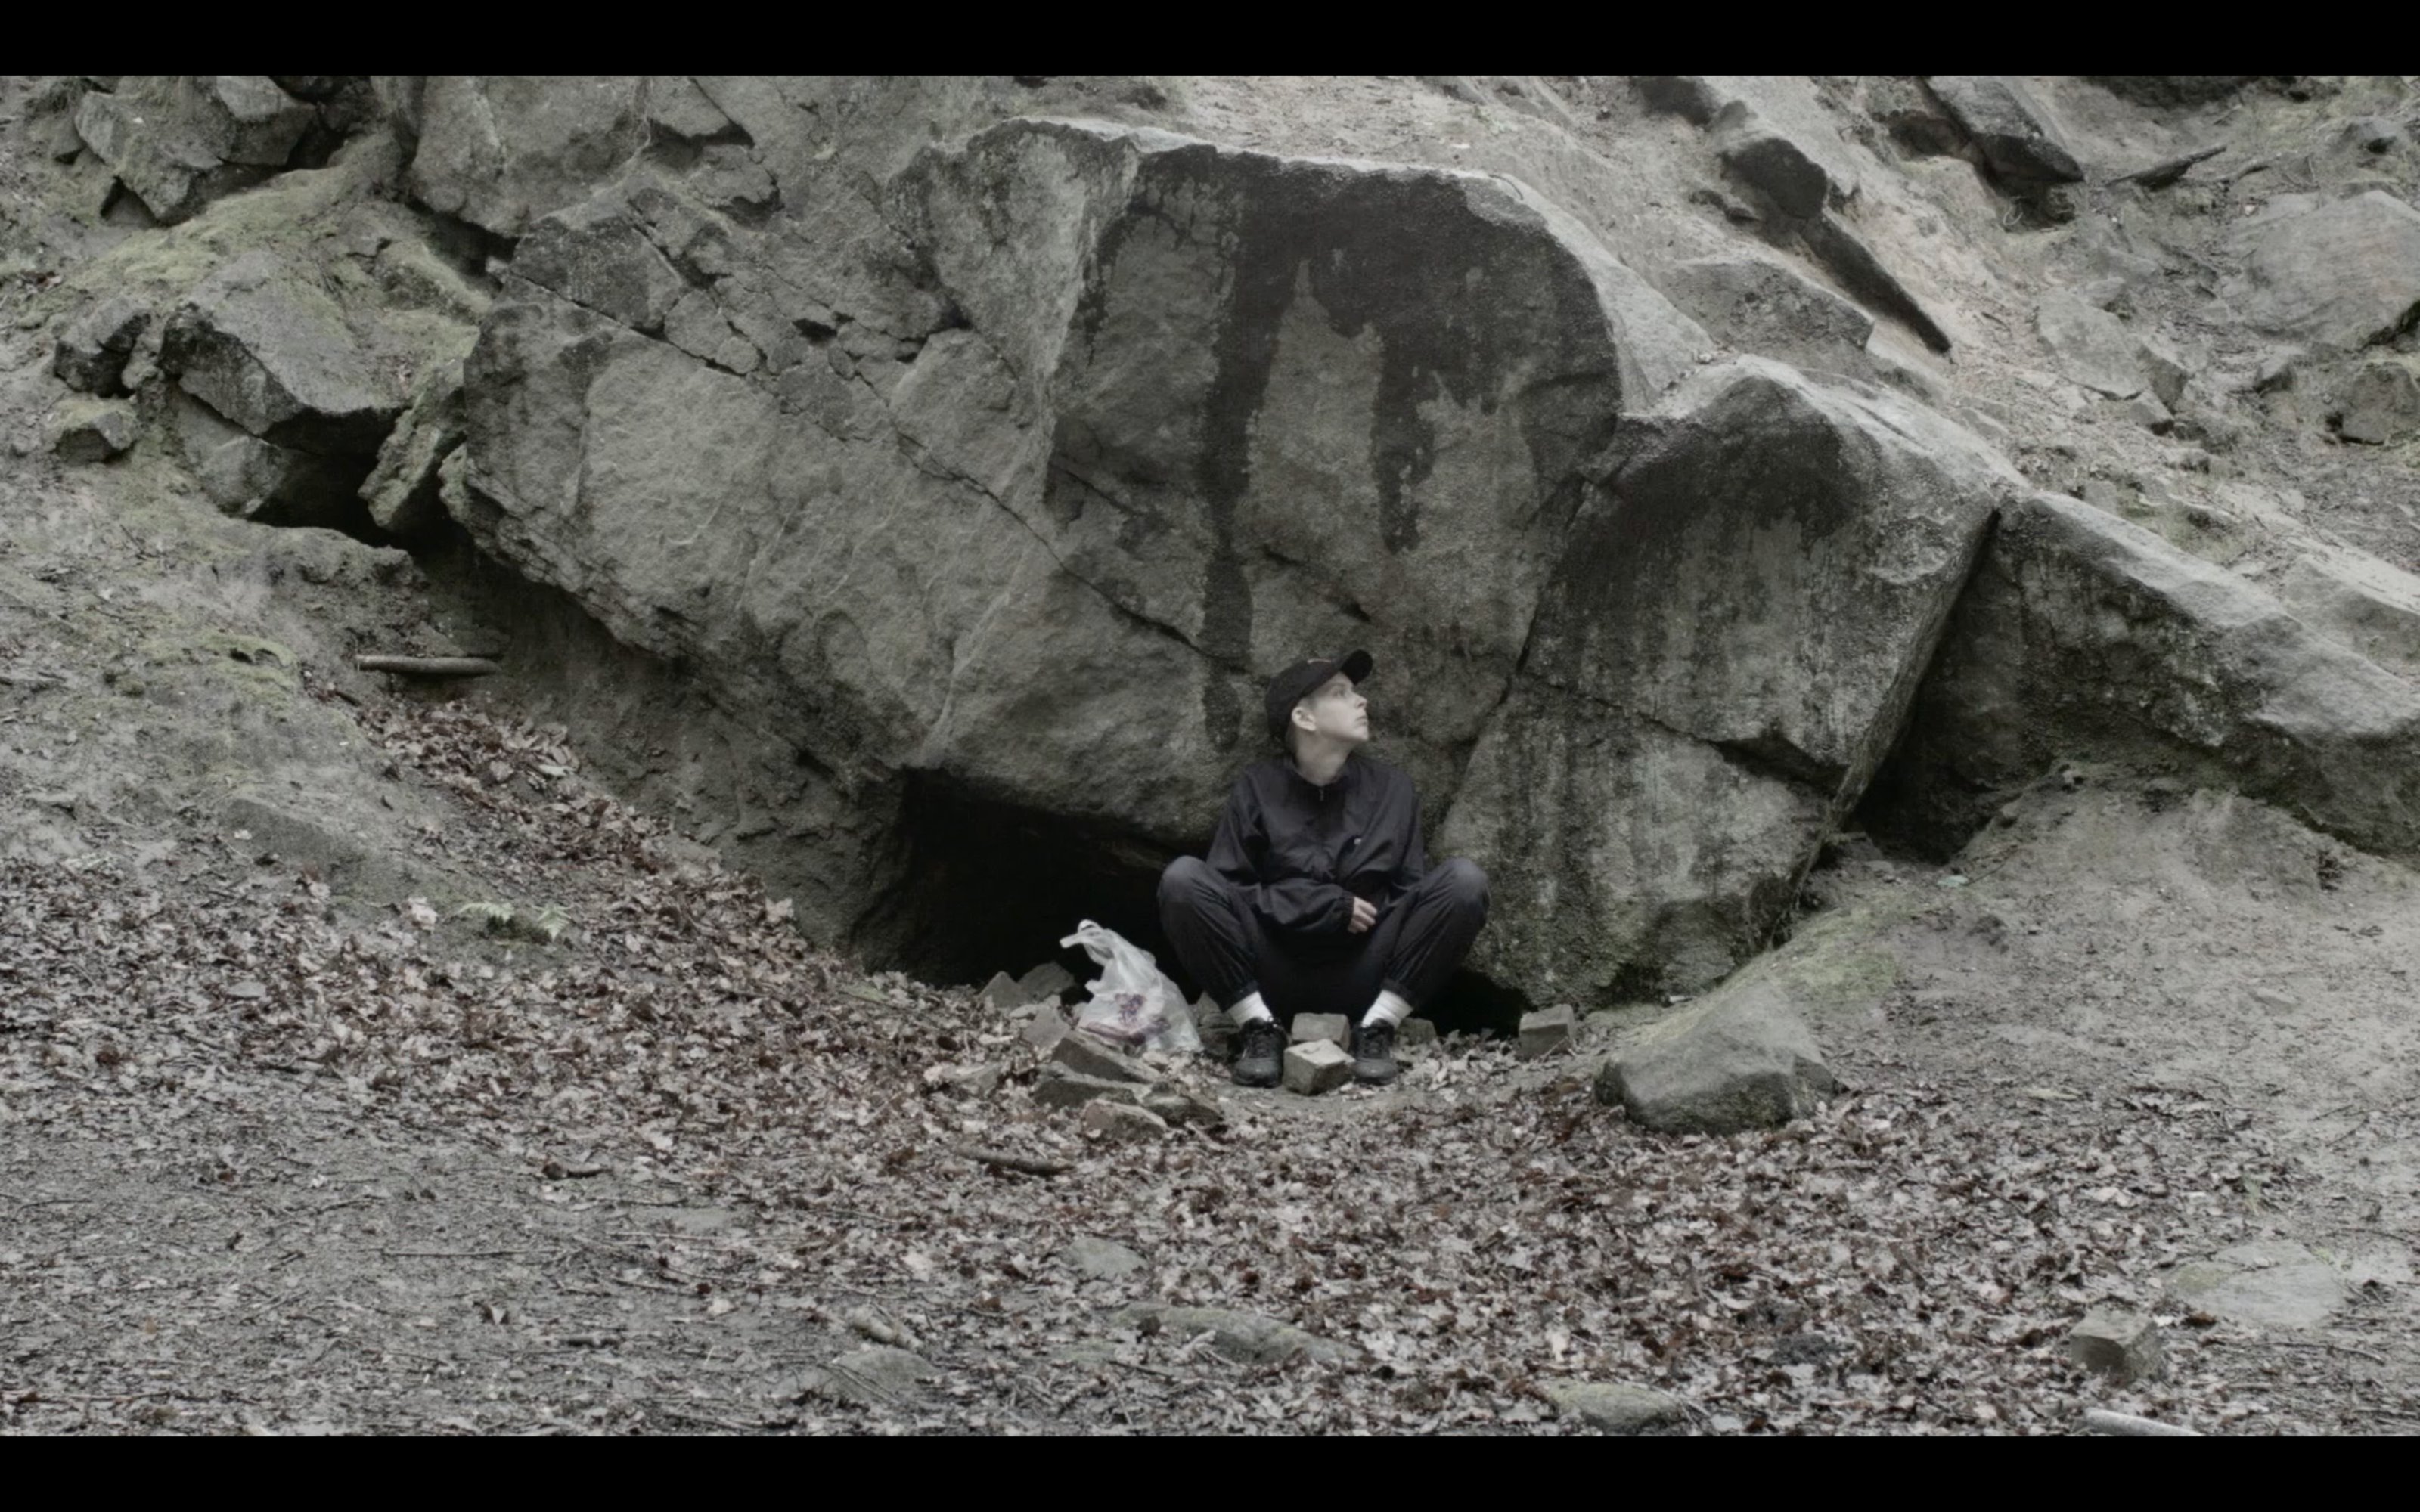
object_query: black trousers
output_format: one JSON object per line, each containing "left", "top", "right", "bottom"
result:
{"left": 1156, "top": 857, "right": 1489, "bottom": 1021}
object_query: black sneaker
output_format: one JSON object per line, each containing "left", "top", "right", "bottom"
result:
{"left": 1351, "top": 1020, "right": 1398, "bottom": 1086}
{"left": 1233, "top": 1019, "right": 1283, "bottom": 1088}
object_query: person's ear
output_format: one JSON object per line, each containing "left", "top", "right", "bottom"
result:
{"left": 1293, "top": 702, "right": 1317, "bottom": 734}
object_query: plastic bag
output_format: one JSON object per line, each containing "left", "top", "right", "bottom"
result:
{"left": 1059, "top": 919, "right": 1202, "bottom": 1055}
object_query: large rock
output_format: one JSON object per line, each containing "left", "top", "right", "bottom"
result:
{"left": 1925, "top": 76, "right": 2084, "bottom": 183}
{"left": 1874, "top": 491, "right": 2420, "bottom": 860}
{"left": 2166, "top": 1240, "right": 2344, "bottom": 1329}
{"left": 1596, "top": 978, "right": 1837, "bottom": 1133}
{"left": 160, "top": 250, "right": 401, "bottom": 454}
{"left": 2332, "top": 359, "right": 2420, "bottom": 445}
{"left": 2224, "top": 191, "right": 2420, "bottom": 354}
{"left": 70, "top": 76, "right": 315, "bottom": 224}
{"left": 52, "top": 295, "right": 151, "bottom": 395}
{"left": 359, "top": 355, "right": 469, "bottom": 534}
{"left": 1442, "top": 360, "right": 2019, "bottom": 997}
{"left": 1665, "top": 252, "right": 1874, "bottom": 369}
{"left": 405, "top": 76, "right": 649, "bottom": 237}
{"left": 448, "top": 116, "right": 1711, "bottom": 968}
{"left": 1716, "top": 114, "right": 1834, "bottom": 219}
{"left": 2035, "top": 291, "right": 2149, "bottom": 399}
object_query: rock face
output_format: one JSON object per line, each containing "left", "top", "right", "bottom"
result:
{"left": 1596, "top": 979, "right": 1838, "bottom": 1133}
{"left": 2225, "top": 191, "right": 2420, "bottom": 353}
{"left": 1925, "top": 76, "right": 2084, "bottom": 183}
{"left": 1441, "top": 359, "right": 2018, "bottom": 996}
{"left": 1876, "top": 491, "right": 2420, "bottom": 860}
{"left": 449, "top": 112, "right": 1739, "bottom": 989}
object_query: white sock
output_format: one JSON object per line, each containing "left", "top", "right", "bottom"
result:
{"left": 1227, "top": 990, "right": 1274, "bottom": 1028}
{"left": 1361, "top": 989, "right": 1413, "bottom": 1029}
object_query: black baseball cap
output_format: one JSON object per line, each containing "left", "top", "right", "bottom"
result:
{"left": 1264, "top": 650, "right": 1373, "bottom": 747}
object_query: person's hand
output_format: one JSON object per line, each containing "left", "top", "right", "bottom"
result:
{"left": 1348, "top": 897, "right": 1378, "bottom": 934}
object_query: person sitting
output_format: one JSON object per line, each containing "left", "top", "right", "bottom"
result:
{"left": 1157, "top": 651, "right": 1489, "bottom": 1088}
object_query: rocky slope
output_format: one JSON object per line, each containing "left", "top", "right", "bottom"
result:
{"left": 9, "top": 75, "right": 2420, "bottom": 1020}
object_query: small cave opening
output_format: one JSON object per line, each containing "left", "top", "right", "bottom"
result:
{"left": 864, "top": 774, "right": 1531, "bottom": 1039}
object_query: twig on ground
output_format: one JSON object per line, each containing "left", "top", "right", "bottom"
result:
{"left": 355, "top": 655, "right": 503, "bottom": 680}
{"left": 2082, "top": 1407, "right": 2202, "bottom": 1436}
{"left": 949, "top": 1145, "right": 1070, "bottom": 1177}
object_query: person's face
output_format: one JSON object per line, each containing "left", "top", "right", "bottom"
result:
{"left": 1293, "top": 674, "right": 1371, "bottom": 747}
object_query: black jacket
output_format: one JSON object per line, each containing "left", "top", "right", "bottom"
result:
{"left": 1205, "top": 751, "right": 1427, "bottom": 936}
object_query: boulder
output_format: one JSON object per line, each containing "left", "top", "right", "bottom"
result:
{"left": 1051, "top": 1031, "right": 1157, "bottom": 1084}
{"left": 2224, "top": 191, "right": 2420, "bottom": 354}
{"left": 2035, "top": 291, "right": 2148, "bottom": 399}
{"left": 2068, "top": 1309, "right": 2163, "bottom": 1383}
{"left": 975, "top": 970, "right": 1029, "bottom": 1011}
{"left": 359, "top": 355, "right": 467, "bottom": 535}
{"left": 1140, "top": 1085, "right": 1224, "bottom": 1129}
{"left": 2166, "top": 1240, "right": 2344, "bottom": 1329}
{"left": 70, "top": 77, "right": 311, "bottom": 224}
{"left": 1016, "top": 962, "right": 1076, "bottom": 1002}
{"left": 45, "top": 398, "right": 136, "bottom": 463}
{"left": 1282, "top": 1040, "right": 1352, "bottom": 1095}
{"left": 1112, "top": 1303, "right": 1349, "bottom": 1365}
{"left": 451, "top": 116, "right": 1711, "bottom": 992}
{"left": 52, "top": 295, "right": 151, "bottom": 395}
{"left": 1633, "top": 76, "right": 1723, "bottom": 125}
{"left": 160, "top": 250, "right": 400, "bottom": 454}
{"left": 1032, "top": 1068, "right": 1147, "bottom": 1112}
{"left": 192, "top": 76, "right": 316, "bottom": 166}
{"left": 2136, "top": 334, "right": 2192, "bottom": 409}
{"left": 1443, "top": 359, "right": 2018, "bottom": 998}
{"left": 1925, "top": 76, "right": 2083, "bottom": 183}
{"left": 1876, "top": 491, "right": 2420, "bottom": 860}
{"left": 1665, "top": 252, "right": 1873, "bottom": 367}
{"left": 1866, "top": 77, "right": 1968, "bottom": 159}
{"left": 1596, "top": 979, "right": 1837, "bottom": 1133}
{"left": 2332, "top": 359, "right": 2420, "bottom": 445}
{"left": 405, "top": 76, "right": 649, "bottom": 237}
{"left": 1019, "top": 1003, "right": 1069, "bottom": 1054}
{"left": 644, "top": 76, "right": 737, "bottom": 141}
{"left": 1080, "top": 1099, "right": 1167, "bottom": 1142}
{"left": 1717, "top": 116, "right": 1833, "bottom": 219}
{"left": 1541, "top": 1380, "right": 1687, "bottom": 1434}
{"left": 1516, "top": 1005, "right": 1575, "bottom": 1060}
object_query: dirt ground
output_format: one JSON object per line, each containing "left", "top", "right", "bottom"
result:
{"left": 5, "top": 614, "right": 2417, "bottom": 1433}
